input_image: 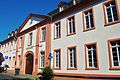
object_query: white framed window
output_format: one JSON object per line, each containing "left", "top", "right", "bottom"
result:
{"left": 20, "top": 37, "right": 22, "bottom": 47}
{"left": 67, "top": 16, "right": 75, "bottom": 35}
{"left": 85, "top": 43, "right": 98, "bottom": 69}
{"left": 18, "top": 55, "right": 21, "bottom": 67}
{"left": 40, "top": 52, "right": 45, "bottom": 68}
{"left": 41, "top": 27, "right": 46, "bottom": 42}
{"left": 104, "top": 1, "right": 119, "bottom": 23}
{"left": 68, "top": 47, "right": 76, "bottom": 68}
{"left": 110, "top": 40, "right": 120, "bottom": 67}
{"left": 54, "top": 49, "right": 61, "bottom": 68}
{"left": 59, "top": 6, "right": 64, "bottom": 12}
{"left": 55, "top": 22, "right": 61, "bottom": 38}
{"left": 29, "top": 33, "right": 32, "bottom": 46}
{"left": 83, "top": 9, "right": 94, "bottom": 30}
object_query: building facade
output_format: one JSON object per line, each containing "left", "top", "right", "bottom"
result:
{"left": 0, "top": 0, "right": 120, "bottom": 79}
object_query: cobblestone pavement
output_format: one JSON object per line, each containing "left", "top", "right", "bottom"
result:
{"left": 0, "top": 73, "right": 29, "bottom": 80}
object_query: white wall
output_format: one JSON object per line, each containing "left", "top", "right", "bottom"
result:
{"left": 51, "top": 0, "right": 120, "bottom": 74}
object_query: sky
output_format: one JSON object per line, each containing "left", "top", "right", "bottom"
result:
{"left": 0, "top": 0, "right": 70, "bottom": 42}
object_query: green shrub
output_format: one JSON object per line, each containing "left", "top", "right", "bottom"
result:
{"left": 39, "top": 66, "right": 54, "bottom": 80}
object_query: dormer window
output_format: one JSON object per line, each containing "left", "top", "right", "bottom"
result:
{"left": 73, "top": 0, "right": 84, "bottom": 5}
{"left": 59, "top": 6, "right": 64, "bottom": 12}
{"left": 58, "top": 2, "right": 68, "bottom": 12}
{"left": 73, "top": 0, "right": 77, "bottom": 5}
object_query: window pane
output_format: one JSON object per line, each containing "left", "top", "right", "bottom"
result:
{"left": 114, "top": 61, "right": 119, "bottom": 66}
{"left": 90, "top": 15, "right": 94, "bottom": 27}
{"left": 69, "top": 22, "right": 72, "bottom": 33}
{"left": 112, "top": 6, "right": 118, "bottom": 21}
{"left": 87, "top": 45, "right": 91, "bottom": 49}
{"left": 111, "top": 41, "right": 116, "bottom": 46}
{"left": 55, "top": 50, "right": 60, "bottom": 68}
{"left": 89, "top": 62, "right": 92, "bottom": 67}
{"left": 93, "top": 50, "right": 96, "bottom": 58}
{"left": 89, "top": 59, "right": 92, "bottom": 62}
{"left": 106, "top": 4, "right": 110, "bottom": 7}
{"left": 42, "top": 28, "right": 46, "bottom": 41}
{"left": 110, "top": 40, "right": 120, "bottom": 67}
{"left": 119, "top": 47, "right": 120, "bottom": 57}
{"left": 113, "top": 56, "right": 118, "bottom": 61}
{"left": 85, "top": 16, "right": 89, "bottom": 28}
{"left": 73, "top": 21, "right": 75, "bottom": 33}
{"left": 92, "top": 45, "right": 96, "bottom": 49}
{"left": 84, "top": 9, "right": 94, "bottom": 29}
{"left": 117, "top": 41, "right": 120, "bottom": 45}
{"left": 87, "top": 44, "right": 97, "bottom": 68}
{"left": 68, "top": 17, "right": 75, "bottom": 34}
{"left": 94, "top": 62, "right": 97, "bottom": 68}
{"left": 105, "top": 1, "right": 118, "bottom": 23}
{"left": 69, "top": 47, "right": 76, "bottom": 68}
{"left": 30, "top": 33, "right": 32, "bottom": 45}
{"left": 106, "top": 8, "right": 112, "bottom": 22}
{"left": 70, "top": 52, "right": 73, "bottom": 67}
{"left": 88, "top": 54, "right": 92, "bottom": 58}
{"left": 74, "top": 48, "right": 76, "bottom": 67}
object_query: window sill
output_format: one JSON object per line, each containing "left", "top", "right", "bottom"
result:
{"left": 40, "top": 41, "right": 46, "bottom": 43}
{"left": 54, "top": 37, "right": 61, "bottom": 40}
{"left": 39, "top": 67, "right": 44, "bottom": 69}
{"left": 85, "top": 68, "right": 99, "bottom": 70}
{"left": 53, "top": 68, "right": 61, "bottom": 70}
{"left": 104, "top": 20, "right": 120, "bottom": 26}
{"left": 67, "top": 32, "right": 76, "bottom": 36}
{"left": 28, "top": 44, "right": 32, "bottom": 46}
{"left": 83, "top": 27, "right": 95, "bottom": 32}
{"left": 109, "top": 67, "right": 120, "bottom": 70}
{"left": 26, "top": 46, "right": 33, "bottom": 50}
{"left": 19, "top": 47, "right": 22, "bottom": 49}
{"left": 67, "top": 68, "right": 77, "bottom": 70}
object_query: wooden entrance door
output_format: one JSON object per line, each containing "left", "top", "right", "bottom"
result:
{"left": 25, "top": 54, "right": 33, "bottom": 74}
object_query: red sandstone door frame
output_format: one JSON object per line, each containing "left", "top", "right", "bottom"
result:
{"left": 24, "top": 51, "right": 34, "bottom": 75}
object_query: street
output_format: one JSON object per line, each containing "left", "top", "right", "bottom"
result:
{"left": 0, "top": 73, "right": 29, "bottom": 80}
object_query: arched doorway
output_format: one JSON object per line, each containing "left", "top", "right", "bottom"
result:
{"left": 25, "top": 53, "right": 33, "bottom": 74}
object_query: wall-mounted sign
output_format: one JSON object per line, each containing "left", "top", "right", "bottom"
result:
{"left": 5, "top": 56, "right": 8, "bottom": 59}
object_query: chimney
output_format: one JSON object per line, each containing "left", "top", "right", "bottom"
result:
{"left": 58, "top": 2, "right": 69, "bottom": 12}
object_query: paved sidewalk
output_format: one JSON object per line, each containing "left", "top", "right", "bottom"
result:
{"left": 0, "top": 72, "right": 37, "bottom": 80}
{"left": 0, "top": 73, "right": 29, "bottom": 80}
